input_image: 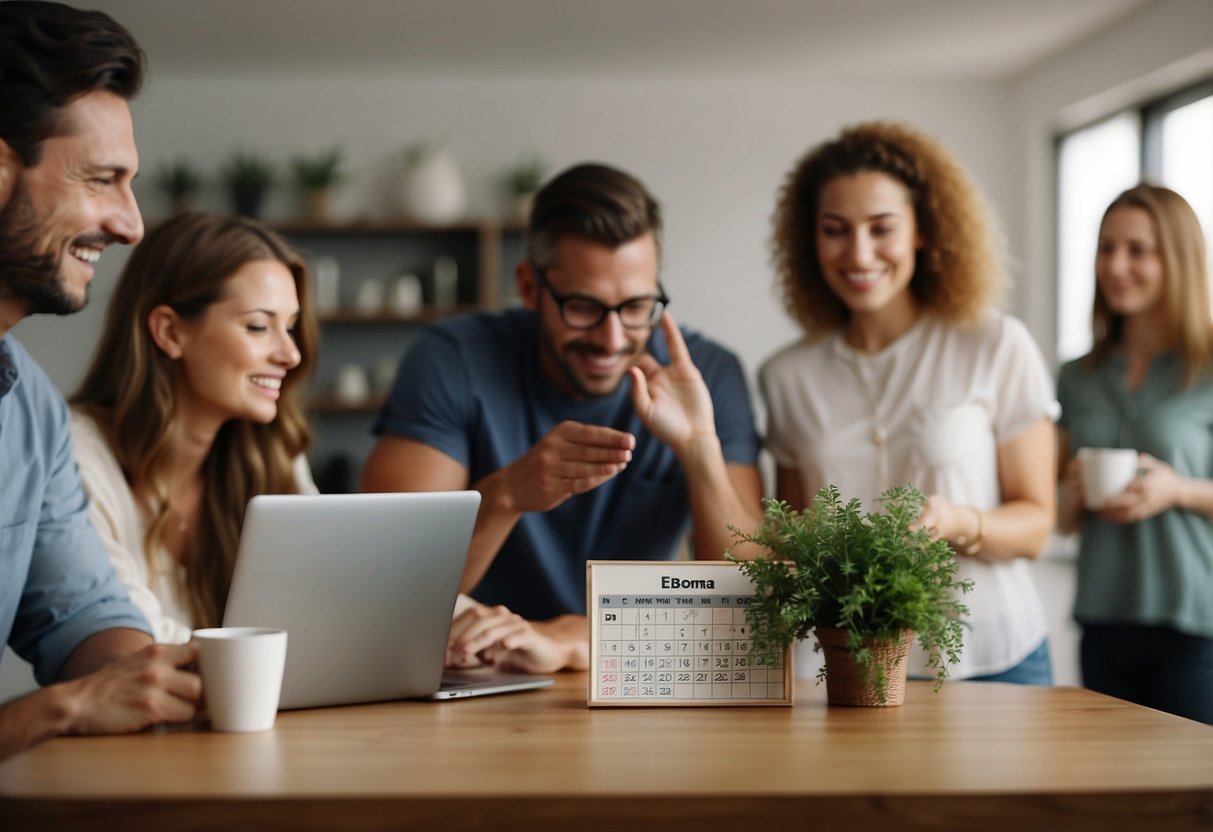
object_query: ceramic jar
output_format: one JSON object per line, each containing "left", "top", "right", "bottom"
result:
{"left": 401, "top": 146, "right": 466, "bottom": 224}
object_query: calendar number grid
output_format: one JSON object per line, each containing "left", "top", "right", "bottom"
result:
{"left": 587, "top": 562, "right": 792, "bottom": 707}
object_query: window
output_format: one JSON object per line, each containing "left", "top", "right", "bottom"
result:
{"left": 1055, "top": 114, "right": 1139, "bottom": 362}
{"left": 1054, "top": 81, "right": 1213, "bottom": 363}
{"left": 1157, "top": 93, "right": 1213, "bottom": 242}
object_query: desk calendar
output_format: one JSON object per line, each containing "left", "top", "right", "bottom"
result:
{"left": 587, "top": 561, "right": 793, "bottom": 707}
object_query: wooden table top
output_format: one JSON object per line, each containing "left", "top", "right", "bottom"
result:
{"left": 2, "top": 673, "right": 1212, "bottom": 831}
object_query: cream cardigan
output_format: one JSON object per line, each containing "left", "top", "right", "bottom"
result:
{"left": 70, "top": 410, "right": 317, "bottom": 644}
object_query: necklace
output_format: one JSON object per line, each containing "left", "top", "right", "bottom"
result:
{"left": 842, "top": 347, "right": 889, "bottom": 493}
{"left": 165, "top": 473, "right": 203, "bottom": 535}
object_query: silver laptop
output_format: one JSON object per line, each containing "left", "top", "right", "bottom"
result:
{"left": 223, "top": 492, "right": 553, "bottom": 708}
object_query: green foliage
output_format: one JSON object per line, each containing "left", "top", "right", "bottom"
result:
{"left": 222, "top": 149, "right": 275, "bottom": 190}
{"left": 404, "top": 138, "right": 441, "bottom": 167}
{"left": 506, "top": 152, "right": 547, "bottom": 195}
{"left": 728, "top": 484, "right": 973, "bottom": 699}
{"left": 155, "top": 157, "right": 202, "bottom": 198}
{"left": 291, "top": 147, "right": 344, "bottom": 191}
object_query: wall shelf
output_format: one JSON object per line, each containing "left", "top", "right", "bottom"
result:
{"left": 308, "top": 395, "right": 388, "bottom": 414}
{"left": 276, "top": 218, "right": 526, "bottom": 491}
{"left": 317, "top": 306, "right": 478, "bottom": 325}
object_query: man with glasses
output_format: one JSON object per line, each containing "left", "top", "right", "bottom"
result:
{"left": 363, "top": 163, "right": 763, "bottom": 672}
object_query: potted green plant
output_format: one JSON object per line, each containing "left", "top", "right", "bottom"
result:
{"left": 728, "top": 484, "right": 973, "bottom": 706}
{"left": 222, "top": 149, "right": 275, "bottom": 218}
{"left": 504, "top": 153, "right": 547, "bottom": 222}
{"left": 155, "top": 157, "right": 202, "bottom": 215}
{"left": 291, "top": 147, "right": 344, "bottom": 222}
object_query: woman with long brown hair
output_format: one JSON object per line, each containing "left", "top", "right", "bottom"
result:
{"left": 70, "top": 212, "right": 577, "bottom": 674}
{"left": 71, "top": 212, "right": 317, "bottom": 642}
{"left": 1057, "top": 184, "right": 1213, "bottom": 723}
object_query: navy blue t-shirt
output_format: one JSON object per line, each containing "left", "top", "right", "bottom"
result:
{"left": 373, "top": 308, "right": 760, "bottom": 620}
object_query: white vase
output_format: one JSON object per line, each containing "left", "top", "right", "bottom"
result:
{"left": 313, "top": 256, "right": 340, "bottom": 316}
{"left": 401, "top": 148, "right": 466, "bottom": 224}
{"left": 333, "top": 364, "right": 370, "bottom": 405}
{"left": 431, "top": 256, "right": 458, "bottom": 309}
{"left": 354, "top": 279, "right": 385, "bottom": 315}
{"left": 388, "top": 274, "right": 423, "bottom": 316}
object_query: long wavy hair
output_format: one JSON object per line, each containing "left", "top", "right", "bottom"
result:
{"left": 72, "top": 212, "right": 317, "bottom": 628}
{"left": 1089, "top": 184, "right": 1212, "bottom": 385}
{"left": 771, "top": 121, "right": 1005, "bottom": 336}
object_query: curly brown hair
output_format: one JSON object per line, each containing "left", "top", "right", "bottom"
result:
{"left": 771, "top": 121, "right": 1006, "bottom": 336}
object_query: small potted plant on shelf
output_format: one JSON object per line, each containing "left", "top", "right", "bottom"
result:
{"left": 291, "top": 147, "right": 344, "bottom": 222}
{"left": 504, "top": 153, "right": 547, "bottom": 223}
{"left": 728, "top": 484, "right": 973, "bottom": 706}
{"left": 156, "top": 157, "right": 203, "bottom": 215}
{"left": 222, "top": 149, "right": 275, "bottom": 218}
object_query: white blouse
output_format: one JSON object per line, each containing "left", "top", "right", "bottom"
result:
{"left": 759, "top": 311, "right": 1058, "bottom": 679}
{"left": 70, "top": 410, "right": 318, "bottom": 644}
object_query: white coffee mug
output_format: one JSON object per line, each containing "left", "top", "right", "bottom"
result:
{"left": 193, "top": 627, "right": 288, "bottom": 733}
{"left": 1077, "top": 447, "right": 1139, "bottom": 510}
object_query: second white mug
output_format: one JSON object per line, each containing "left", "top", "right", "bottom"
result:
{"left": 1077, "top": 447, "right": 1138, "bottom": 510}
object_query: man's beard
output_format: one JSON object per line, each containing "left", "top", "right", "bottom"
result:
{"left": 0, "top": 179, "right": 85, "bottom": 316}
{"left": 536, "top": 314, "right": 639, "bottom": 400}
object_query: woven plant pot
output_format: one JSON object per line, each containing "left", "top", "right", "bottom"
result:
{"left": 304, "top": 188, "right": 332, "bottom": 223}
{"left": 816, "top": 627, "right": 913, "bottom": 707}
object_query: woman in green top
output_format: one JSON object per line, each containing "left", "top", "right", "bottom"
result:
{"left": 1057, "top": 184, "right": 1213, "bottom": 723}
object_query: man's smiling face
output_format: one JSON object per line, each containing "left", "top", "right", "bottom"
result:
{"left": 0, "top": 89, "right": 143, "bottom": 317}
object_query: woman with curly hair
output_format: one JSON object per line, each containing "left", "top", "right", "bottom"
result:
{"left": 760, "top": 121, "right": 1057, "bottom": 684}
{"left": 1057, "top": 184, "right": 1213, "bottom": 722}
{"left": 69, "top": 212, "right": 319, "bottom": 643}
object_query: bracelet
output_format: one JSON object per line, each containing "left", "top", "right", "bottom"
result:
{"left": 963, "top": 508, "right": 984, "bottom": 557}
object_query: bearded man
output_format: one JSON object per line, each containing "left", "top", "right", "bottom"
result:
{"left": 0, "top": 1, "right": 200, "bottom": 760}
{"left": 363, "top": 163, "right": 763, "bottom": 670}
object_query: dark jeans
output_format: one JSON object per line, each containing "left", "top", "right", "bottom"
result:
{"left": 967, "top": 639, "right": 1053, "bottom": 686}
{"left": 1081, "top": 623, "right": 1213, "bottom": 724}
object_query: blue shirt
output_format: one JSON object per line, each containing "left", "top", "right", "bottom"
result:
{"left": 373, "top": 309, "right": 761, "bottom": 621}
{"left": 0, "top": 335, "right": 150, "bottom": 685}
{"left": 1058, "top": 353, "right": 1213, "bottom": 638}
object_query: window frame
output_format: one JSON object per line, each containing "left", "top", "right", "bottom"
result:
{"left": 1053, "top": 77, "right": 1213, "bottom": 363}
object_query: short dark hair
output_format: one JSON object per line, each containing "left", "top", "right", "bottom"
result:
{"left": 526, "top": 162, "right": 662, "bottom": 268}
{"left": 0, "top": 1, "right": 145, "bottom": 166}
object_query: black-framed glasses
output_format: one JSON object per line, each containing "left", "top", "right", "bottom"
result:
{"left": 533, "top": 265, "right": 669, "bottom": 330}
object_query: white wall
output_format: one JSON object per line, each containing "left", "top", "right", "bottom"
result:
{"left": 16, "top": 75, "right": 1019, "bottom": 404}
